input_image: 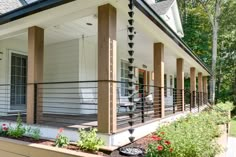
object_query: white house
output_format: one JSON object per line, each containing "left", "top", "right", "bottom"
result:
{"left": 0, "top": 0, "right": 210, "bottom": 147}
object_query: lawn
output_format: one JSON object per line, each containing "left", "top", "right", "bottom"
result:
{"left": 230, "top": 117, "right": 236, "bottom": 137}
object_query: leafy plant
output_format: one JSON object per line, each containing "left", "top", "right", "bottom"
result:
{"left": 77, "top": 128, "right": 104, "bottom": 152}
{"left": 155, "top": 110, "right": 223, "bottom": 157}
{"left": 7, "top": 114, "right": 26, "bottom": 138}
{"left": 55, "top": 128, "right": 70, "bottom": 147}
{"left": 146, "top": 132, "right": 173, "bottom": 157}
{"left": 26, "top": 127, "right": 41, "bottom": 140}
{"left": 0, "top": 123, "right": 9, "bottom": 136}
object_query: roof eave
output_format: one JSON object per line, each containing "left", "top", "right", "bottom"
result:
{"left": 0, "top": 0, "right": 75, "bottom": 25}
{"left": 134, "top": 0, "right": 212, "bottom": 75}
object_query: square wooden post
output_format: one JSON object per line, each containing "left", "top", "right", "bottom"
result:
{"left": 203, "top": 76, "right": 208, "bottom": 104}
{"left": 97, "top": 4, "right": 117, "bottom": 134}
{"left": 198, "top": 72, "right": 203, "bottom": 106}
{"left": 27, "top": 26, "right": 44, "bottom": 124}
{"left": 153, "top": 43, "right": 164, "bottom": 118}
{"left": 190, "top": 67, "right": 196, "bottom": 108}
{"left": 176, "top": 58, "right": 184, "bottom": 111}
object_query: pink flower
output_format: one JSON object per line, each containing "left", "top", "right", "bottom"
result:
{"left": 157, "top": 145, "right": 163, "bottom": 151}
{"left": 58, "top": 128, "right": 64, "bottom": 133}
{"left": 2, "top": 127, "right": 8, "bottom": 131}
{"left": 151, "top": 135, "right": 162, "bottom": 141}
{"left": 2, "top": 124, "right": 8, "bottom": 132}
{"left": 165, "top": 140, "right": 171, "bottom": 145}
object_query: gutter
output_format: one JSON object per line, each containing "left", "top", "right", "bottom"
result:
{"left": 134, "top": 0, "right": 212, "bottom": 75}
{"left": 0, "top": 0, "right": 75, "bottom": 25}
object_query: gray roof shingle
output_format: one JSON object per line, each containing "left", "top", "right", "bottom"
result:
{"left": 150, "top": 0, "right": 175, "bottom": 15}
{"left": 0, "top": 0, "right": 39, "bottom": 15}
{"left": 0, "top": 0, "right": 22, "bottom": 15}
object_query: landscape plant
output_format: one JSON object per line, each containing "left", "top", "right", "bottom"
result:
{"left": 55, "top": 128, "right": 70, "bottom": 147}
{"left": 7, "top": 114, "right": 26, "bottom": 138}
{"left": 147, "top": 102, "right": 233, "bottom": 157}
{"left": 77, "top": 128, "right": 104, "bottom": 152}
{"left": 0, "top": 123, "right": 9, "bottom": 136}
{"left": 146, "top": 131, "right": 173, "bottom": 157}
{"left": 26, "top": 127, "right": 41, "bottom": 140}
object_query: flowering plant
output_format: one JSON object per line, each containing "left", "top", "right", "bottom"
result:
{"left": 0, "top": 123, "right": 9, "bottom": 136}
{"left": 146, "top": 132, "right": 173, "bottom": 157}
{"left": 55, "top": 128, "right": 70, "bottom": 147}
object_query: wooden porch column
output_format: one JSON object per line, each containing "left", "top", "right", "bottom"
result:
{"left": 153, "top": 43, "right": 164, "bottom": 118}
{"left": 190, "top": 67, "right": 196, "bottom": 108}
{"left": 203, "top": 76, "right": 208, "bottom": 104}
{"left": 27, "top": 26, "right": 44, "bottom": 124}
{"left": 97, "top": 4, "right": 117, "bottom": 134}
{"left": 198, "top": 72, "right": 203, "bottom": 106}
{"left": 176, "top": 58, "right": 184, "bottom": 111}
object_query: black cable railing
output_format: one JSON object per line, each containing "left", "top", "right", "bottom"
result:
{"left": 35, "top": 81, "right": 98, "bottom": 128}
{"left": 0, "top": 81, "right": 210, "bottom": 130}
{"left": 116, "top": 83, "right": 186, "bottom": 129}
{"left": 0, "top": 84, "right": 26, "bottom": 122}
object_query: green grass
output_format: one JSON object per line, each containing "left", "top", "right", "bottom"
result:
{"left": 230, "top": 117, "right": 236, "bottom": 137}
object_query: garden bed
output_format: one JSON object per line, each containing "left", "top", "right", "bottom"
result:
{"left": 0, "top": 115, "right": 108, "bottom": 157}
{"left": 3, "top": 136, "right": 107, "bottom": 156}
{"left": 0, "top": 137, "right": 105, "bottom": 157}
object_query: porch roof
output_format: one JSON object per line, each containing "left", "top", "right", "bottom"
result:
{"left": 0, "top": 0, "right": 211, "bottom": 75}
{"left": 0, "top": 0, "right": 75, "bottom": 25}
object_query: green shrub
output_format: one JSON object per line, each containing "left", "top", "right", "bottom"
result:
{"left": 7, "top": 114, "right": 26, "bottom": 138}
{"left": 77, "top": 128, "right": 104, "bottom": 152}
{"left": 212, "top": 101, "right": 234, "bottom": 124}
{"left": 215, "top": 101, "right": 234, "bottom": 112}
{"left": 55, "top": 128, "right": 70, "bottom": 147}
{"left": 155, "top": 111, "right": 222, "bottom": 157}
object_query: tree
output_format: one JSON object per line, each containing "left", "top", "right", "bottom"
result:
{"left": 178, "top": 1, "right": 212, "bottom": 66}
{"left": 217, "top": 0, "right": 236, "bottom": 104}
{"left": 196, "top": 0, "right": 224, "bottom": 104}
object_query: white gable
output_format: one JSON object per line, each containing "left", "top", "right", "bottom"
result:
{"left": 145, "top": 0, "right": 184, "bottom": 38}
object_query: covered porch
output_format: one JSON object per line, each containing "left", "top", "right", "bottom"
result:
{"left": 0, "top": 0, "right": 210, "bottom": 136}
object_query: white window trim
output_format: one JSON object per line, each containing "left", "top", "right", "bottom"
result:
{"left": 7, "top": 49, "right": 27, "bottom": 112}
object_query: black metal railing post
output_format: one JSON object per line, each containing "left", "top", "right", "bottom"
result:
{"left": 141, "top": 85, "right": 145, "bottom": 123}
{"left": 173, "top": 88, "right": 175, "bottom": 114}
{"left": 33, "top": 83, "right": 38, "bottom": 124}
{"left": 189, "top": 90, "right": 192, "bottom": 112}
{"left": 182, "top": 89, "right": 185, "bottom": 111}
{"left": 197, "top": 92, "right": 200, "bottom": 112}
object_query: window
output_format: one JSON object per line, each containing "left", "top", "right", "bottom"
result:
{"left": 120, "top": 60, "right": 129, "bottom": 96}
{"left": 10, "top": 53, "right": 27, "bottom": 110}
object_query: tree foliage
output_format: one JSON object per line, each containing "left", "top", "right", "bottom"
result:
{"left": 178, "top": 0, "right": 236, "bottom": 104}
